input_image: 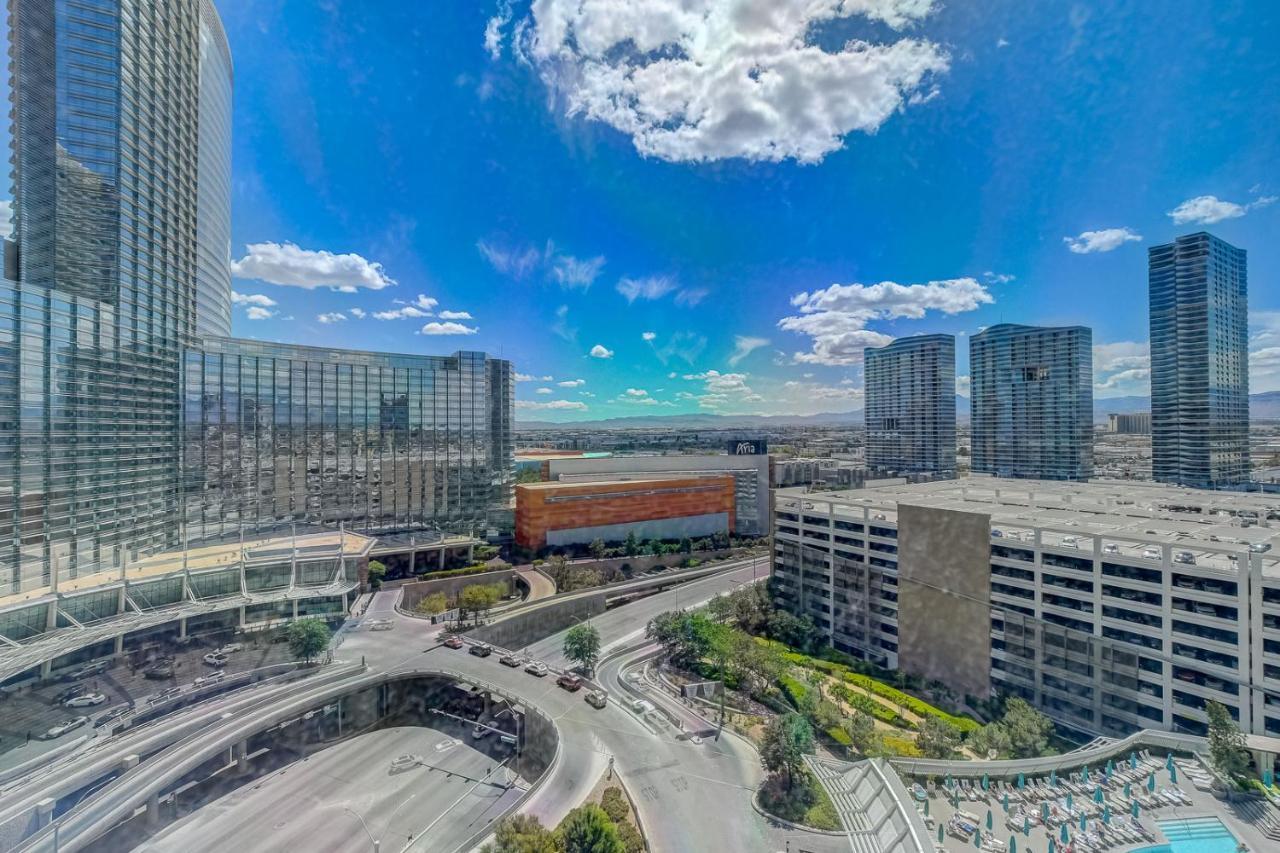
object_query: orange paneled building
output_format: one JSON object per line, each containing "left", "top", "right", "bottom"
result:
{"left": 515, "top": 476, "right": 736, "bottom": 550}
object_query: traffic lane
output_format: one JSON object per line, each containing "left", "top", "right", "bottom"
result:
{"left": 141, "top": 725, "right": 519, "bottom": 853}
{"left": 522, "top": 560, "right": 766, "bottom": 668}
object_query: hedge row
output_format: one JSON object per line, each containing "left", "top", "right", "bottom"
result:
{"left": 841, "top": 672, "right": 979, "bottom": 733}
{"left": 826, "top": 726, "right": 853, "bottom": 747}
{"left": 778, "top": 674, "right": 809, "bottom": 709}
{"left": 829, "top": 683, "right": 915, "bottom": 729}
{"left": 416, "top": 563, "right": 507, "bottom": 582}
{"left": 881, "top": 734, "right": 923, "bottom": 757}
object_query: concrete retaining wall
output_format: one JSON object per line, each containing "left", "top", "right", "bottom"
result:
{"left": 398, "top": 568, "right": 517, "bottom": 613}
{"left": 469, "top": 593, "right": 608, "bottom": 651}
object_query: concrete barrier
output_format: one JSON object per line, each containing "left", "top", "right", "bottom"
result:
{"left": 398, "top": 569, "right": 517, "bottom": 614}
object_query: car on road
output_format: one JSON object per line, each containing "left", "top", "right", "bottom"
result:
{"left": 53, "top": 685, "right": 86, "bottom": 705}
{"left": 41, "top": 717, "right": 89, "bottom": 739}
{"left": 630, "top": 698, "right": 655, "bottom": 714}
{"left": 556, "top": 673, "right": 583, "bottom": 692}
{"left": 499, "top": 653, "right": 524, "bottom": 668}
{"left": 214, "top": 642, "right": 244, "bottom": 654}
{"left": 63, "top": 692, "right": 107, "bottom": 708}
{"left": 442, "top": 636, "right": 464, "bottom": 650}
{"left": 472, "top": 723, "right": 492, "bottom": 740}
{"left": 149, "top": 687, "right": 182, "bottom": 705}
{"left": 95, "top": 705, "right": 132, "bottom": 728}
{"left": 584, "top": 690, "right": 608, "bottom": 709}
{"left": 65, "top": 661, "right": 108, "bottom": 681}
{"left": 524, "top": 661, "right": 548, "bottom": 677}
{"left": 468, "top": 642, "right": 492, "bottom": 658}
{"left": 193, "top": 671, "right": 226, "bottom": 688}
{"left": 143, "top": 661, "right": 176, "bottom": 680}
{"left": 367, "top": 619, "right": 394, "bottom": 632}
{"left": 203, "top": 652, "right": 229, "bottom": 667}
{"left": 390, "top": 754, "right": 423, "bottom": 772}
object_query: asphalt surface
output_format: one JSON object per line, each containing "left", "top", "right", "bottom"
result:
{"left": 514, "top": 567, "right": 556, "bottom": 602}
{"left": 142, "top": 726, "right": 521, "bottom": 853}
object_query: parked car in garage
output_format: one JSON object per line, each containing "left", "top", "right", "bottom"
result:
{"left": 95, "top": 705, "right": 132, "bottom": 728}
{"left": 193, "top": 671, "right": 225, "bottom": 688}
{"left": 143, "top": 661, "right": 176, "bottom": 680}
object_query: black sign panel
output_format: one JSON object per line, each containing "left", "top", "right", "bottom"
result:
{"left": 727, "top": 439, "right": 767, "bottom": 455}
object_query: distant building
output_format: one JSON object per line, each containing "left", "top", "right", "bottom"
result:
{"left": 970, "top": 323, "right": 1093, "bottom": 480}
{"left": 1149, "top": 232, "right": 1250, "bottom": 489}
{"left": 515, "top": 477, "right": 735, "bottom": 550}
{"left": 1108, "top": 412, "right": 1151, "bottom": 435}
{"left": 772, "top": 458, "right": 867, "bottom": 490}
{"left": 864, "top": 334, "right": 956, "bottom": 475}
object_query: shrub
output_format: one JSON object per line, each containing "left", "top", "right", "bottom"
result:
{"left": 418, "top": 564, "right": 506, "bottom": 582}
{"left": 841, "top": 672, "right": 980, "bottom": 733}
{"left": 881, "top": 734, "right": 923, "bottom": 757}
{"left": 600, "top": 787, "right": 630, "bottom": 823}
{"left": 778, "top": 674, "right": 810, "bottom": 709}
{"left": 826, "top": 726, "right": 853, "bottom": 747}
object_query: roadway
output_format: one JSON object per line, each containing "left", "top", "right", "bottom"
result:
{"left": 514, "top": 567, "right": 556, "bottom": 602}
{"left": 142, "top": 726, "right": 521, "bottom": 853}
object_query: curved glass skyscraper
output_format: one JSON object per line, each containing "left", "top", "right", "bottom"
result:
{"left": 196, "top": 0, "right": 234, "bottom": 337}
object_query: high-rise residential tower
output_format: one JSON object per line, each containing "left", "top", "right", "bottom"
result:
{"left": 1149, "top": 232, "right": 1250, "bottom": 489}
{"left": 970, "top": 323, "right": 1093, "bottom": 480}
{"left": 196, "top": 0, "right": 235, "bottom": 337}
{"left": 864, "top": 334, "right": 957, "bottom": 475}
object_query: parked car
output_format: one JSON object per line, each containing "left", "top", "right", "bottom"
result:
{"left": 41, "top": 717, "right": 89, "bottom": 739}
{"left": 215, "top": 642, "right": 244, "bottom": 654}
{"left": 524, "top": 661, "right": 548, "bottom": 677}
{"left": 584, "top": 690, "right": 608, "bottom": 709}
{"left": 1060, "top": 535, "right": 1079, "bottom": 548}
{"left": 193, "top": 671, "right": 226, "bottom": 688}
{"left": 442, "top": 636, "right": 464, "bottom": 650}
{"left": 1174, "top": 550, "right": 1196, "bottom": 565}
{"left": 143, "top": 662, "right": 176, "bottom": 680}
{"left": 630, "top": 698, "right": 654, "bottom": 714}
{"left": 367, "top": 619, "right": 394, "bottom": 632}
{"left": 53, "top": 685, "right": 86, "bottom": 705}
{"left": 499, "top": 653, "right": 524, "bottom": 668}
{"left": 556, "top": 673, "right": 583, "bottom": 692}
{"left": 468, "top": 642, "right": 492, "bottom": 658}
{"left": 1250, "top": 542, "right": 1272, "bottom": 553}
{"left": 94, "top": 705, "right": 131, "bottom": 728}
{"left": 66, "top": 661, "right": 108, "bottom": 681}
{"left": 1102, "top": 543, "right": 1120, "bottom": 555}
{"left": 203, "top": 652, "right": 229, "bottom": 667}
{"left": 1141, "top": 547, "right": 1161, "bottom": 561}
{"left": 63, "top": 692, "right": 107, "bottom": 708}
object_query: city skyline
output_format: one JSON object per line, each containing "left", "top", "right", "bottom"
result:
{"left": 2, "top": 1, "right": 1273, "bottom": 421}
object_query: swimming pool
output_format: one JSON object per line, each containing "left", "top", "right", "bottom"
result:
{"left": 1131, "top": 817, "right": 1240, "bottom": 853}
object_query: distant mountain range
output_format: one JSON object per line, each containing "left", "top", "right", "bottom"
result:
{"left": 517, "top": 391, "right": 1280, "bottom": 429}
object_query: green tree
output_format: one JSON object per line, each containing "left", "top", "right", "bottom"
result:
{"left": 1002, "top": 698, "right": 1055, "bottom": 759}
{"left": 916, "top": 716, "right": 962, "bottom": 759}
{"left": 459, "top": 582, "right": 502, "bottom": 625}
{"left": 842, "top": 709, "right": 882, "bottom": 755}
{"left": 624, "top": 530, "right": 639, "bottom": 557}
{"left": 967, "top": 721, "right": 1013, "bottom": 759}
{"left": 564, "top": 621, "right": 602, "bottom": 676}
{"left": 1206, "top": 700, "right": 1249, "bottom": 780}
{"left": 366, "top": 560, "right": 387, "bottom": 590}
{"left": 767, "top": 609, "right": 816, "bottom": 651}
{"left": 482, "top": 814, "right": 558, "bottom": 853}
{"left": 589, "top": 538, "right": 607, "bottom": 560}
{"left": 286, "top": 618, "right": 331, "bottom": 664}
{"left": 760, "top": 711, "right": 815, "bottom": 789}
{"left": 558, "top": 804, "right": 624, "bottom": 853}
{"left": 599, "top": 787, "right": 630, "bottom": 823}
{"left": 679, "top": 537, "right": 693, "bottom": 555}
{"left": 515, "top": 468, "right": 543, "bottom": 484}
{"left": 415, "top": 591, "right": 449, "bottom": 615}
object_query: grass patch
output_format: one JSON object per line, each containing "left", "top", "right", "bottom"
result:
{"left": 881, "top": 734, "right": 923, "bottom": 757}
{"left": 758, "top": 772, "right": 842, "bottom": 832}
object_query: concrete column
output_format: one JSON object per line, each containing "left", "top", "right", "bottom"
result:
{"left": 292, "top": 599, "right": 299, "bottom": 619}
{"left": 114, "top": 636, "right": 124, "bottom": 656}
{"left": 35, "top": 798, "right": 54, "bottom": 830}
{"left": 145, "top": 792, "right": 162, "bottom": 827}
{"left": 468, "top": 544, "right": 475, "bottom": 562}
{"left": 178, "top": 618, "right": 187, "bottom": 640}
{"left": 239, "top": 606, "right": 247, "bottom": 628}
{"left": 407, "top": 548, "right": 415, "bottom": 576}
{"left": 235, "top": 739, "right": 251, "bottom": 775}
{"left": 438, "top": 548, "right": 445, "bottom": 570}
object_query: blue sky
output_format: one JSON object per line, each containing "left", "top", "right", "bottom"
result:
{"left": 8, "top": 1, "right": 1280, "bottom": 420}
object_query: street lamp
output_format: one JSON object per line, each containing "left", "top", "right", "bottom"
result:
{"left": 343, "top": 791, "right": 418, "bottom": 853}
{"left": 494, "top": 706, "right": 523, "bottom": 779}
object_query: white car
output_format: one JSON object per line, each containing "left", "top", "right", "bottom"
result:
{"left": 203, "top": 652, "right": 229, "bottom": 667}
{"left": 63, "top": 692, "right": 107, "bottom": 708}
{"left": 630, "top": 698, "right": 655, "bottom": 714}
{"left": 1060, "top": 535, "right": 1079, "bottom": 548}
{"left": 390, "top": 754, "right": 423, "bottom": 771}
{"left": 193, "top": 671, "right": 226, "bottom": 688}
{"left": 524, "top": 661, "right": 548, "bottom": 677}
{"left": 1142, "top": 547, "right": 1161, "bottom": 561}
{"left": 1173, "top": 550, "right": 1196, "bottom": 565}
{"left": 41, "top": 717, "right": 89, "bottom": 739}
{"left": 215, "top": 643, "right": 243, "bottom": 655}
{"left": 1102, "top": 543, "right": 1120, "bottom": 555}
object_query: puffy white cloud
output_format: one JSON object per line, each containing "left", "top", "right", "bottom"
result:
{"left": 516, "top": 372, "right": 555, "bottom": 382}
{"left": 680, "top": 370, "right": 763, "bottom": 409}
{"left": 516, "top": 399, "right": 589, "bottom": 412}
{"left": 0, "top": 200, "right": 13, "bottom": 239}
{"left": 317, "top": 312, "right": 346, "bottom": 324}
{"left": 1093, "top": 341, "right": 1151, "bottom": 395}
{"left": 1251, "top": 312, "right": 1280, "bottom": 392}
{"left": 983, "top": 271, "right": 1015, "bottom": 284}
{"left": 558, "top": 379, "right": 586, "bottom": 388}
{"left": 624, "top": 388, "right": 649, "bottom": 397}
{"left": 348, "top": 308, "right": 367, "bottom": 319}
{"left": 517, "top": 0, "right": 950, "bottom": 164}
{"left": 231, "top": 292, "right": 278, "bottom": 307}
{"left": 231, "top": 242, "right": 395, "bottom": 291}
{"left": 617, "top": 275, "right": 677, "bottom": 303}
{"left": 245, "top": 306, "right": 275, "bottom": 321}
{"left": 1063, "top": 227, "right": 1142, "bottom": 254}
{"left": 956, "top": 375, "right": 971, "bottom": 397}
{"left": 1168, "top": 194, "right": 1276, "bottom": 225}
{"left": 779, "top": 277, "right": 991, "bottom": 365}
{"left": 484, "top": 1, "right": 512, "bottom": 59}
{"left": 536, "top": 387, "right": 553, "bottom": 394}
{"left": 438, "top": 310, "right": 474, "bottom": 320}
{"left": 374, "top": 306, "right": 431, "bottom": 320}
{"left": 420, "top": 321, "right": 478, "bottom": 335}
{"left": 589, "top": 344, "right": 614, "bottom": 359}
{"left": 728, "top": 335, "right": 770, "bottom": 367}
{"left": 641, "top": 331, "right": 657, "bottom": 342}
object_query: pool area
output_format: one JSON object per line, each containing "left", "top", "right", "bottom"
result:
{"left": 1133, "top": 817, "right": 1241, "bottom": 853}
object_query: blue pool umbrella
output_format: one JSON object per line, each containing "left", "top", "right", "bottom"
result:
{"left": 983, "top": 773, "right": 990, "bottom": 791}
{"left": 946, "top": 773, "right": 954, "bottom": 789}
{"left": 1166, "top": 753, "right": 1174, "bottom": 771}
{"left": 1264, "top": 769, "right": 1274, "bottom": 787}
{"left": 1079, "top": 813, "right": 1087, "bottom": 831}
{"left": 975, "top": 828, "right": 982, "bottom": 848}
{"left": 1124, "top": 782, "right": 1132, "bottom": 798}
{"left": 1130, "top": 751, "right": 1139, "bottom": 769}
{"left": 1094, "top": 787, "right": 1104, "bottom": 804}
{"left": 939, "top": 825, "right": 945, "bottom": 844}
{"left": 1041, "top": 803, "right": 1050, "bottom": 821}
{"left": 1049, "top": 769, "right": 1057, "bottom": 786}
{"left": 1170, "top": 764, "right": 1177, "bottom": 784}
{"left": 1009, "top": 835, "right": 1017, "bottom": 853}
{"left": 1082, "top": 766, "right": 1090, "bottom": 784}
{"left": 924, "top": 798, "right": 930, "bottom": 817}
{"left": 1131, "top": 800, "right": 1140, "bottom": 819}
{"left": 1018, "top": 772, "right": 1026, "bottom": 789}
{"left": 1003, "top": 792, "right": 1010, "bottom": 811}
{"left": 1066, "top": 792, "right": 1073, "bottom": 810}
{"left": 987, "top": 810, "right": 994, "bottom": 830}
{"left": 1061, "top": 824, "right": 1070, "bottom": 843}
{"left": 1148, "top": 773, "right": 1157, "bottom": 793}
{"left": 1024, "top": 815, "right": 1031, "bottom": 835}
{"left": 1049, "top": 839, "right": 1056, "bottom": 853}
{"left": 1105, "top": 758, "right": 1114, "bottom": 774}
{"left": 1103, "top": 805, "right": 1111, "bottom": 825}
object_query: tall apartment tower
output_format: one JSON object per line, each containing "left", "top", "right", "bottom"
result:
{"left": 970, "top": 324, "right": 1093, "bottom": 480}
{"left": 1149, "top": 232, "right": 1250, "bottom": 489}
{"left": 864, "top": 334, "right": 957, "bottom": 475}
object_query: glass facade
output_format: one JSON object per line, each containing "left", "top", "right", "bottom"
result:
{"left": 1149, "top": 232, "right": 1250, "bottom": 489}
{"left": 195, "top": 0, "right": 234, "bottom": 337}
{"left": 182, "top": 339, "right": 514, "bottom": 541}
{"left": 970, "top": 323, "right": 1093, "bottom": 480}
{"left": 864, "top": 334, "right": 956, "bottom": 475}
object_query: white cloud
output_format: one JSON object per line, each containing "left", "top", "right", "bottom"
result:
{"left": 589, "top": 344, "right": 614, "bottom": 359}
{"left": 649, "top": 331, "right": 708, "bottom": 365}
{"left": 674, "top": 287, "right": 709, "bottom": 307}
{"left": 245, "top": 306, "right": 275, "bottom": 321}
{"left": 728, "top": 335, "right": 770, "bottom": 367}
{"left": 983, "top": 271, "right": 1015, "bottom": 284}
{"left": 624, "top": 388, "right": 649, "bottom": 397}
{"left": 516, "top": 399, "right": 588, "bottom": 412}
{"left": 374, "top": 306, "right": 431, "bottom": 320}
{"left": 1251, "top": 312, "right": 1280, "bottom": 393}
{"left": 0, "top": 200, "right": 13, "bottom": 240}
{"left": 484, "top": 1, "right": 512, "bottom": 59}
{"left": 438, "top": 310, "right": 474, "bottom": 320}
{"left": 681, "top": 369, "right": 764, "bottom": 410}
{"left": 549, "top": 252, "right": 606, "bottom": 290}
{"left": 536, "top": 387, "right": 553, "bottom": 394}
{"left": 552, "top": 305, "right": 577, "bottom": 342}
{"left": 478, "top": 238, "right": 605, "bottom": 290}
{"left": 477, "top": 240, "right": 542, "bottom": 279}
{"left": 516, "top": 373, "right": 555, "bottom": 383}
{"left": 1093, "top": 341, "right": 1151, "bottom": 395}
{"left": 231, "top": 242, "right": 395, "bottom": 291}
{"left": 348, "top": 308, "right": 367, "bottom": 319}
{"left": 1167, "top": 194, "right": 1276, "bottom": 225}
{"left": 420, "top": 321, "right": 478, "bottom": 335}
{"left": 956, "top": 375, "right": 971, "bottom": 397}
{"left": 641, "top": 331, "right": 657, "bottom": 342}
{"left": 317, "top": 312, "right": 346, "bottom": 324}
{"left": 1063, "top": 227, "right": 1143, "bottom": 254}
{"left": 518, "top": 0, "right": 949, "bottom": 164}
{"left": 558, "top": 379, "right": 585, "bottom": 388}
{"left": 231, "top": 292, "right": 277, "bottom": 308}
{"left": 780, "top": 277, "right": 992, "bottom": 365}
{"left": 617, "top": 275, "right": 677, "bottom": 303}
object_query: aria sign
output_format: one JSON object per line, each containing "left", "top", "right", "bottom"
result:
{"left": 727, "top": 439, "right": 767, "bottom": 456}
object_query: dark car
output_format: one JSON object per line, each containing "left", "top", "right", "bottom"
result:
{"left": 556, "top": 673, "right": 583, "bottom": 692}
{"left": 143, "top": 662, "right": 176, "bottom": 680}
{"left": 442, "top": 636, "right": 464, "bottom": 650}
{"left": 95, "top": 705, "right": 132, "bottom": 728}
{"left": 468, "top": 642, "right": 492, "bottom": 658}
{"left": 53, "top": 685, "right": 85, "bottom": 705}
